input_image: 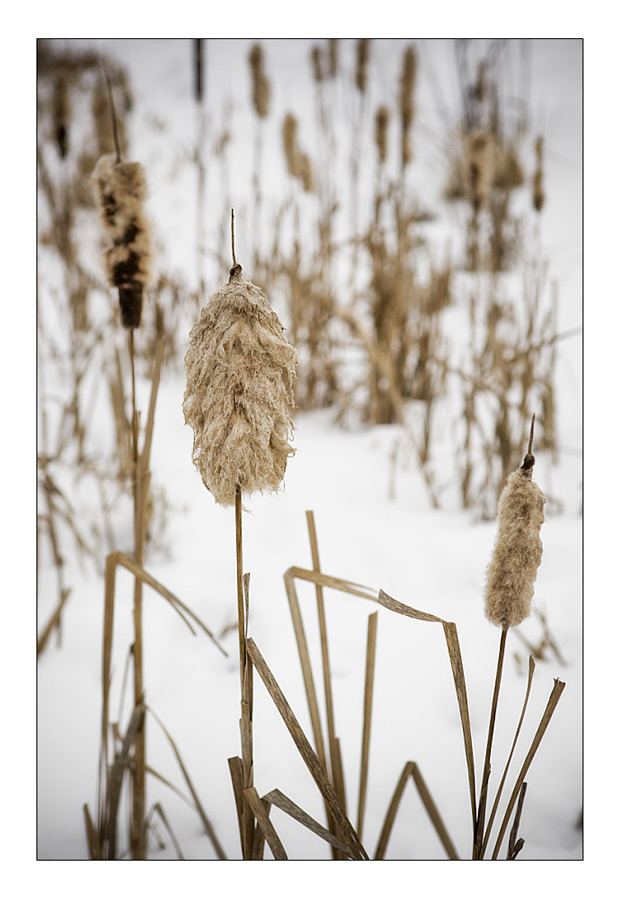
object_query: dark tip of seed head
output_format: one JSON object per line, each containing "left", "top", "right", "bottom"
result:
{"left": 520, "top": 453, "right": 535, "bottom": 476}
{"left": 229, "top": 264, "right": 243, "bottom": 282}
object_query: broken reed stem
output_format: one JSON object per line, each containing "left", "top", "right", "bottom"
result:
{"left": 357, "top": 611, "right": 378, "bottom": 843}
{"left": 474, "top": 626, "right": 508, "bottom": 858}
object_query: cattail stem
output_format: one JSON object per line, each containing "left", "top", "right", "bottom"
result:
{"left": 235, "top": 484, "right": 246, "bottom": 688}
{"left": 127, "top": 330, "right": 146, "bottom": 859}
{"left": 473, "top": 626, "right": 508, "bottom": 858}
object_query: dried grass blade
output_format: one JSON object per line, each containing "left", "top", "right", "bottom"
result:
{"left": 98, "top": 553, "right": 117, "bottom": 832}
{"left": 288, "top": 566, "right": 378, "bottom": 604}
{"left": 377, "top": 590, "right": 476, "bottom": 833}
{"left": 374, "top": 761, "right": 413, "bottom": 859}
{"left": 507, "top": 782, "right": 527, "bottom": 860}
{"left": 481, "top": 655, "right": 536, "bottom": 857}
{"left": 147, "top": 705, "right": 227, "bottom": 859}
{"left": 283, "top": 569, "right": 328, "bottom": 771}
{"left": 263, "top": 789, "right": 358, "bottom": 859}
{"left": 228, "top": 756, "right": 250, "bottom": 858}
{"left": 305, "top": 511, "right": 346, "bottom": 857}
{"left": 37, "top": 587, "right": 71, "bottom": 655}
{"left": 106, "top": 704, "right": 145, "bottom": 859}
{"left": 138, "top": 336, "right": 165, "bottom": 472}
{"left": 377, "top": 588, "right": 442, "bottom": 623}
{"left": 410, "top": 762, "right": 459, "bottom": 859}
{"left": 146, "top": 765, "right": 198, "bottom": 811}
{"left": 243, "top": 787, "right": 288, "bottom": 860}
{"left": 83, "top": 803, "right": 103, "bottom": 860}
{"left": 111, "top": 551, "right": 227, "bottom": 655}
{"left": 246, "top": 638, "right": 368, "bottom": 859}
{"left": 357, "top": 611, "right": 378, "bottom": 842}
{"left": 442, "top": 621, "right": 477, "bottom": 835}
{"left": 152, "top": 802, "right": 185, "bottom": 859}
{"left": 491, "top": 678, "right": 566, "bottom": 859}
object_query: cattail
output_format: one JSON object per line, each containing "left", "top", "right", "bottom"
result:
{"left": 311, "top": 45, "right": 324, "bottom": 84}
{"left": 355, "top": 39, "right": 370, "bottom": 94}
{"left": 483, "top": 432, "right": 546, "bottom": 630}
{"left": 532, "top": 135, "right": 545, "bottom": 213}
{"left": 465, "top": 130, "right": 495, "bottom": 213}
{"left": 92, "top": 154, "right": 153, "bottom": 329}
{"left": 281, "top": 113, "right": 314, "bottom": 192}
{"left": 398, "top": 45, "right": 417, "bottom": 169}
{"left": 375, "top": 105, "right": 390, "bottom": 165}
{"left": 282, "top": 113, "right": 299, "bottom": 177}
{"left": 183, "top": 264, "right": 297, "bottom": 507}
{"left": 248, "top": 43, "right": 270, "bottom": 118}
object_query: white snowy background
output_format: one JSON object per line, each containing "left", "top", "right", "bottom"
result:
{"left": 17, "top": 15, "right": 606, "bottom": 891}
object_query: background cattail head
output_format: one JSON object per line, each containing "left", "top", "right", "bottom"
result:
{"left": 532, "top": 135, "right": 545, "bottom": 213}
{"left": 92, "top": 154, "right": 152, "bottom": 329}
{"left": 281, "top": 113, "right": 314, "bottom": 192}
{"left": 183, "top": 265, "right": 297, "bottom": 507}
{"left": 311, "top": 45, "right": 324, "bottom": 84}
{"left": 248, "top": 43, "right": 271, "bottom": 119}
{"left": 375, "top": 105, "right": 390, "bottom": 166}
{"left": 398, "top": 44, "right": 417, "bottom": 169}
{"left": 355, "top": 39, "right": 370, "bottom": 94}
{"left": 483, "top": 459, "right": 546, "bottom": 629}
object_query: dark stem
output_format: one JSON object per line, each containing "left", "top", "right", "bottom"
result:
{"left": 474, "top": 626, "right": 508, "bottom": 858}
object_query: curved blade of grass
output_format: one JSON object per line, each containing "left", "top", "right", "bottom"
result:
{"left": 147, "top": 704, "right": 227, "bottom": 859}
{"left": 374, "top": 761, "right": 459, "bottom": 860}
{"left": 378, "top": 590, "right": 477, "bottom": 836}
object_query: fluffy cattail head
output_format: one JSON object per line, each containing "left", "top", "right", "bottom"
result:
{"left": 483, "top": 449, "right": 546, "bottom": 630}
{"left": 92, "top": 154, "right": 152, "bottom": 329}
{"left": 183, "top": 265, "right": 297, "bottom": 507}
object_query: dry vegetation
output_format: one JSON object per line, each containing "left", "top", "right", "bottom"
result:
{"left": 37, "top": 39, "right": 577, "bottom": 860}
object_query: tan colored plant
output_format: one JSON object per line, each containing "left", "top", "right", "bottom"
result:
{"left": 183, "top": 263, "right": 296, "bottom": 507}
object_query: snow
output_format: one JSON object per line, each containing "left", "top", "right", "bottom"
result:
{"left": 34, "top": 37, "right": 583, "bottom": 876}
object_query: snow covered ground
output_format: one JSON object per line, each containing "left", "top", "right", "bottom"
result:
{"left": 35, "top": 37, "right": 582, "bottom": 871}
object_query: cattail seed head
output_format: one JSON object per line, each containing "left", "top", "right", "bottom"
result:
{"left": 183, "top": 266, "right": 297, "bottom": 507}
{"left": 311, "top": 45, "right": 324, "bottom": 84}
{"left": 398, "top": 45, "right": 417, "bottom": 169}
{"left": 92, "top": 154, "right": 152, "bottom": 329}
{"left": 355, "top": 39, "right": 370, "bottom": 94}
{"left": 249, "top": 43, "right": 271, "bottom": 119}
{"left": 483, "top": 463, "right": 546, "bottom": 629}
{"left": 375, "top": 105, "right": 390, "bottom": 165}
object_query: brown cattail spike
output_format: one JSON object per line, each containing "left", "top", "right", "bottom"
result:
{"left": 248, "top": 43, "right": 270, "bottom": 118}
{"left": 483, "top": 415, "right": 545, "bottom": 630}
{"left": 92, "top": 154, "right": 152, "bottom": 329}
{"left": 183, "top": 272, "right": 297, "bottom": 507}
